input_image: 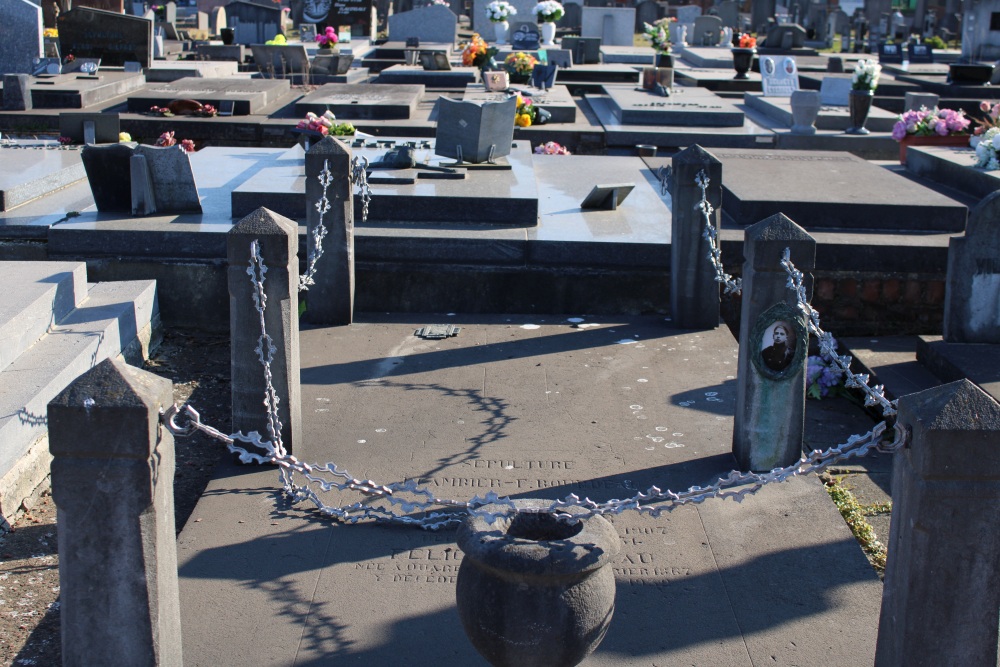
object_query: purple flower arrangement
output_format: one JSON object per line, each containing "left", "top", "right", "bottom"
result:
{"left": 891, "top": 106, "right": 970, "bottom": 141}
{"left": 807, "top": 338, "right": 846, "bottom": 400}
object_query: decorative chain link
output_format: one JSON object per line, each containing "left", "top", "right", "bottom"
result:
{"left": 162, "top": 241, "right": 908, "bottom": 529}
{"left": 780, "top": 248, "right": 897, "bottom": 418}
{"left": 696, "top": 170, "right": 742, "bottom": 296}
{"left": 351, "top": 154, "right": 371, "bottom": 224}
{"left": 298, "top": 160, "right": 332, "bottom": 291}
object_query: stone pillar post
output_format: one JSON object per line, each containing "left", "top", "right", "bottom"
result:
{"left": 47, "top": 358, "right": 183, "bottom": 667}
{"left": 875, "top": 379, "right": 1000, "bottom": 666}
{"left": 2, "top": 75, "right": 32, "bottom": 111}
{"left": 732, "top": 213, "right": 815, "bottom": 471}
{"left": 228, "top": 207, "right": 301, "bottom": 453}
{"left": 670, "top": 144, "right": 721, "bottom": 330}
{"left": 304, "top": 136, "right": 355, "bottom": 326}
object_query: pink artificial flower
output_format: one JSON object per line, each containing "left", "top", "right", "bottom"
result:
{"left": 934, "top": 120, "right": 948, "bottom": 136}
{"left": 156, "top": 131, "right": 176, "bottom": 147}
{"left": 180, "top": 139, "right": 195, "bottom": 152}
{"left": 891, "top": 121, "right": 907, "bottom": 141}
{"left": 981, "top": 101, "right": 992, "bottom": 113}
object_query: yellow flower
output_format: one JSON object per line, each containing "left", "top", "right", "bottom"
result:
{"left": 515, "top": 113, "right": 532, "bottom": 127}
{"left": 118, "top": 132, "right": 132, "bottom": 142}
{"left": 43, "top": 28, "right": 58, "bottom": 38}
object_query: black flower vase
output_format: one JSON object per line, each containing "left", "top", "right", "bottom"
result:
{"left": 220, "top": 28, "right": 235, "bottom": 45}
{"left": 731, "top": 47, "right": 754, "bottom": 80}
{"left": 655, "top": 52, "right": 674, "bottom": 68}
{"left": 846, "top": 89, "right": 873, "bottom": 135}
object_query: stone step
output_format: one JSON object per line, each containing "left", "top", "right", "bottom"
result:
{"left": 0, "top": 261, "right": 88, "bottom": 373}
{"left": 841, "top": 335, "right": 943, "bottom": 401}
{"left": 0, "top": 278, "right": 160, "bottom": 527}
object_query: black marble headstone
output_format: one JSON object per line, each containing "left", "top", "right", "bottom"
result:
{"left": 58, "top": 7, "right": 153, "bottom": 68}
{"left": 434, "top": 96, "right": 516, "bottom": 164}
{"left": 511, "top": 23, "right": 540, "bottom": 50}
{"left": 907, "top": 43, "right": 934, "bottom": 64}
{"left": 531, "top": 64, "right": 557, "bottom": 89}
{"left": 2, "top": 75, "right": 32, "bottom": 111}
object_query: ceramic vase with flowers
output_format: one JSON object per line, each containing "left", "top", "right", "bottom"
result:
{"left": 534, "top": 0, "right": 564, "bottom": 46}
{"left": 505, "top": 51, "right": 538, "bottom": 84}
{"left": 847, "top": 59, "right": 881, "bottom": 135}
{"left": 486, "top": 0, "right": 516, "bottom": 46}
{"left": 315, "top": 26, "right": 339, "bottom": 52}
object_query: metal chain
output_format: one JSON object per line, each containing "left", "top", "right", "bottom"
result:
{"left": 162, "top": 244, "right": 908, "bottom": 529}
{"left": 781, "top": 248, "right": 897, "bottom": 418}
{"left": 696, "top": 170, "right": 742, "bottom": 296}
{"left": 351, "top": 154, "right": 371, "bottom": 224}
{"left": 298, "top": 160, "right": 332, "bottom": 292}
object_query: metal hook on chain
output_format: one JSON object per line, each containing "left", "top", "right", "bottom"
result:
{"left": 161, "top": 403, "right": 201, "bottom": 438}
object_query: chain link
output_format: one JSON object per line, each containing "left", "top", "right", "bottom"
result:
{"left": 298, "top": 159, "right": 332, "bottom": 292}
{"left": 696, "top": 170, "right": 742, "bottom": 296}
{"left": 351, "top": 154, "right": 371, "bottom": 224}
{"left": 162, "top": 240, "right": 908, "bottom": 528}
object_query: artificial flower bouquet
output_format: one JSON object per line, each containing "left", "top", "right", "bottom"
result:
{"left": 533, "top": 0, "right": 564, "bottom": 23}
{"left": 736, "top": 32, "right": 756, "bottom": 49}
{"left": 534, "top": 141, "right": 571, "bottom": 155}
{"left": 505, "top": 51, "right": 538, "bottom": 78}
{"left": 851, "top": 59, "right": 881, "bottom": 91}
{"left": 891, "top": 107, "right": 969, "bottom": 141}
{"left": 316, "top": 26, "right": 339, "bottom": 48}
{"left": 486, "top": 0, "right": 516, "bottom": 22}
{"left": 462, "top": 33, "right": 498, "bottom": 69}
{"left": 643, "top": 19, "right": 671, "bottom": 53}
{"left": 295, "top": 110, "right": 355, "bottom": 136}
{"left": 514, "top": 93, "right": 551, "bottom": 127}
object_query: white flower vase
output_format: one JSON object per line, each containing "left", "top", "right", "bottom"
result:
{"left": 494, "top": 20, "right": 509, "bottom": 46}
{"left": 540, "top": 21, "right": 556, "bottom": 46}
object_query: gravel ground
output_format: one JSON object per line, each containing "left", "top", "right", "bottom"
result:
{"left": 0, "top": 330, "right": 231, "bottom": 667}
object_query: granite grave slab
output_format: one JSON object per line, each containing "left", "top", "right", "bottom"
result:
{"left": 294, "top": 83, "right": 424, "bottom": 119}
{"left": 0, "top": 145, "right": 86, "bottom": 212}
{"left": 904, "top": 145, "right": 988, "bottom": 201}
{"left": 603, "top": 84, "right": 745, "bottom": 127}
{"left": 231, "top": 139, "right": 538, "bottom": 225}
{"left": 376, "top": 65, "right": 479, "bottom": 88}
{"left": 144, "top": 60, "right": 239, "bottom": 82}
{"left": 126, "top": 77, "right": 290, "bottom": 115}
{"left": 57, "top": 7, "right": 153, "bottom": 68}
{"left": 0, "top": 0, "right": 43, "bottom": 76}
{"left": 712, "top": 148, "right": 967, "bottom": 232}
{"left": 462, "top": 84, "right": 577, "bottom": 123}
{"left": 29, "top": 71, "right": 147, "bottom": 109}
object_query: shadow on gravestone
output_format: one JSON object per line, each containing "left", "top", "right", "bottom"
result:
{"left": 434, "top": 96, "right": 516, "bottom": 164}
{"left": 81, "top": 143, "right": 135, "bottom": 212}
{"left": 944, "top": 190, "right": 1000, "bottom": 343}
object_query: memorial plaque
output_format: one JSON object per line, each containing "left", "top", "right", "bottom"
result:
{"left": 604, "top": 85, "right": 745, "bottom": 127}
{"left": 134, "top": 144, "right": 202, "bottom": 214}
{"left": 760, "top": 56, "right": 799, "bottom": 97}
{"left": 387, "top": 5, "right": 457, "bottom": 44}
{"left": 434, "top": 96, "right": 516, "bottom": 164}
{"left": 126, "top": 77, "right": 291, "bottom": 115}
{"left": 0, "top": 0, "right": 43, "bottom": 75}
{"left": 299, "top": 23, "right": 317, "bottom": 43}
{"left": 58, "top": 7, "right": 153, "bottom": 68}
{"left": 908, "top": 43, "right": 934, "bottom": 64}
{"left": 878, "top": 42, "right": 903, "bottom": 64}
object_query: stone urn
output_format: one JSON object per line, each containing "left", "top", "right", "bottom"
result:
{"left": 455, "top": 500, "right": 621, "bottom": 667}
{"left": 846, "top": 89, "right": 873, "bottom": 135}
{"left": 790, "top": 90, "right": 820, "bottom": 135}
{"left": 540, "top": 21, "right": 557, "bottom": 46}
{"left": 731, "top": 47, "right": 754, "bottom": 79}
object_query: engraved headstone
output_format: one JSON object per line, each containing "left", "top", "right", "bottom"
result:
{"left": 58, "top": 7, "right": 153, "bottom": 68}
{"left": 878, "top": 42, "right": 903, "bottom": 64}
{"left": 692, "top": 15, "right": 723, "bottom": 46}
{"left": 531, "top": 63, "right": 557, "bottom": 89}
{"left": 907, "top": 43, "right": 934, "bottom": 63}
{"left": 510, "top": 22, "right": 540, "bottom": 50}
{"left": 582, "top": 7, "right": 636, "bottom": 46}
{"left": 904, "top": 91, "right": 939, "bottom": 111}
{"left": 289, "top": 0, "right": 373, "bottom": 34}
{"left": 634, "top": 0, "right": 658, "bottom": 32}
{"left": 224, "top": 1, "right": 283, "bottom": 45}
{"left": 0, "top": 0, "right": 44, "bottom": 75}
{"left": 717, "top": 0, "right": 739, "bottom": 28}
{"left": 764, "top": 22, "right": 806, "bottom": 49}
{"left": 387, "top": 5, "right": 457, "bottom": 44}
{"left": 434, "top": 96, "right": 516, "bottom": 164}
{"left": 759, "top": 55, "right": 799, "bottom": 96}
{"left": 944, "top": 191, "right": 1000, "bottom": 343}
{"left": 561, "top": 36, "right": 599, "bottom": 64}
{"left": 134, "top": 144, "right": 201, "bottom": 213}
{"left": 818, "top": 76, "right": 851, "bottom": 105}
{"left": 59, "top": 112, "right": 120, "bottom": 143}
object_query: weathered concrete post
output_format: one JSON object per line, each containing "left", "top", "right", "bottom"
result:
{"left": 303, "top": 135, "right": 355, "bottom": 325}
{"left": 228, "top": 207, "right": 301, "bottom": 453}
{"left": 48, "top": 358, "right": 183, "bottom": 667}
{"left": 875, "top": 379, "right": 1000, "bottom": 666}
{"left": 943, "top": 190, "right": 1000, "bottom": 343}
{"left": 732, "top": 214, "right": 816, "bottom": 471}
{"left": 670, "top": 144, "right": 722, "bottom": 329}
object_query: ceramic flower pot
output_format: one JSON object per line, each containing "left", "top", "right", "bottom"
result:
{"left": 790, "top": 90, "right": 820, "bottom": 135}
{"left": 731, "top": 47, "right": 754, "bottom": 79}
{"left": 846, "top": 89, "right": 874, "bottom": 135}
{"left": 455, "top": 500, "right": 620, "bottom": 667}
{"left": 540, "top": 21, "right": 556, "bottom": 46}
{"left": 494, "top": 20, "right": 509, "bottom": 46}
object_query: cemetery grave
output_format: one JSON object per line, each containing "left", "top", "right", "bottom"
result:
{"left": 6, "top": 5, "right": 1000, "bottom": 664}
